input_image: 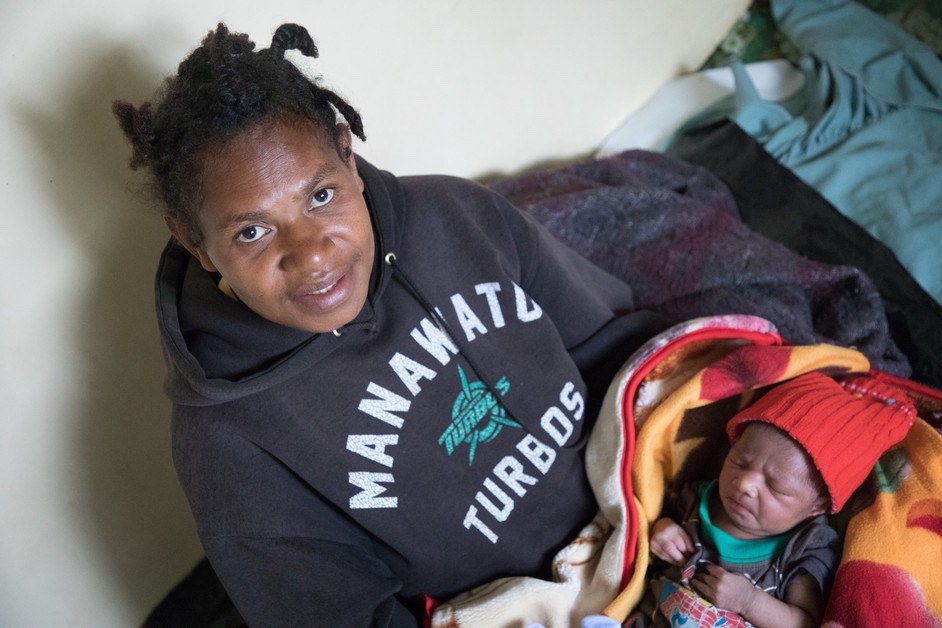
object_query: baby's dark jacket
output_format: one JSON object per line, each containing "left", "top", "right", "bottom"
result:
{"left": 157, "top": 156, "right": 666, "bottom": 627}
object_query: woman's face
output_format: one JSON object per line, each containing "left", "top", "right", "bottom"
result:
{"left": 716, "top": 423, "right": 828, "bottom": 540}
{"left": 173, "top": 116, "right": 375, "bottom": 334}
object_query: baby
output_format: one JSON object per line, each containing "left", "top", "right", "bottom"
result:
{"left": 643, "top": 371, "right": 915, "bottom": 628}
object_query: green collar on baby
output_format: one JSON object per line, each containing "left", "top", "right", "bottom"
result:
{"left": 697, "top": 480, "right": 799, "bottom": 564}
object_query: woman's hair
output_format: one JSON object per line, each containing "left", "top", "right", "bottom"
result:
{"left": 113, "top": 23, "right": 365, "bottom": 243}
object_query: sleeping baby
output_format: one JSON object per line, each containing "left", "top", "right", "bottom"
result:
{"left": 632, "top": 371, "right": 915, "bottom": 628}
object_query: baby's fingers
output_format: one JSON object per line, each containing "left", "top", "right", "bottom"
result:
{"left": 664, "top": 542, "right": 688, "bottom": 565}
{"left": 650, "top": 519, "right": 694, "bottom": 565}
{"left": 651, "top": 537, "right": 689, "bottom": 565}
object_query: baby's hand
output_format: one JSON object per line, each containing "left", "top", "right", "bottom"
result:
{"left": 649, "top": 518, "right": 694, "bottom": 566}
{"left": 691, "top": 563, "right": 756, "bottom": 615}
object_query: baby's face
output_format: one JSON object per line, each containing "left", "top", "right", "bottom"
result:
{"left": 716, "top": 422, "right": 827, "bottom": 540}
{"left": 180, "top": 116, "right": 375, "bottom": 334}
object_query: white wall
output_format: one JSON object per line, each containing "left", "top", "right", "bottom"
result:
{"left": 0, "top": 1, "right": 746, "bottom": 625}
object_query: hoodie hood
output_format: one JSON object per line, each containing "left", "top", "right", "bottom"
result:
{"left": 155, "top": 156, "right": 404, "bottom": 407}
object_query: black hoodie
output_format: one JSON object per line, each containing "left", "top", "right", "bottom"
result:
{"left": 157, "top": 156, "right": 665, "bottom": 626}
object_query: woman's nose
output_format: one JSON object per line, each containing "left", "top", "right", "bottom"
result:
{"left": 280, "top": 224, "right": 331, "bottom": 271}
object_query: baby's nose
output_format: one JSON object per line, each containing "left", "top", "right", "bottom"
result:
{"left": 735, "top": 471, "right": 760, "bottom": 495}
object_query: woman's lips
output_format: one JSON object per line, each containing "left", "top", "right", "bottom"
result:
{"left": 294, "top": 273, "right": 349, "bottom": 309}
{"left": 308, "top": 279, "right": 338, "bottom": 295}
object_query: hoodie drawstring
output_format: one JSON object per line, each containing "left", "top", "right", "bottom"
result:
{"left": 383, "top": 251, "right": 520, "bottom": 424}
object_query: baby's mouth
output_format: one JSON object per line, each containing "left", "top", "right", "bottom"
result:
{"left": 727, "top": 495, "right": 753, "bottom": 519}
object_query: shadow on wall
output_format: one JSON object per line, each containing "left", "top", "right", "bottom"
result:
{"left": 16, "top": 43, "right": 203, "bottom": 621}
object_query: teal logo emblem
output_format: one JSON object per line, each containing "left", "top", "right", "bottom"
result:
{"left": 439, "top": 365, "right": 519, "bottom": 465}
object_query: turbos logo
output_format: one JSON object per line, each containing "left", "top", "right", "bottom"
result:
{"left": 439, "top": 365, "right": 518, "bottom": 465}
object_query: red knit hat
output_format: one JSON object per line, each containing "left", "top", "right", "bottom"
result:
{"left": 726, "top": 372, "right": 916, "bottom": 513}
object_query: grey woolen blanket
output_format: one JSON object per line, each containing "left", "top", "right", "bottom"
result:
{"left": 493, "top": 150, "right": 910, "bottom": 378}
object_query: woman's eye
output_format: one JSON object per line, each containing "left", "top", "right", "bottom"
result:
{"left": 237, "top": 225, "right": 270, "bottom": 243}
{"left": 310, "top": 188, "right": 334, "bottom": 208}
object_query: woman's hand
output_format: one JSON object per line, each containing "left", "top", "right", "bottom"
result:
{"left": 649, "top": 518, "right": 694, "bottom": 566}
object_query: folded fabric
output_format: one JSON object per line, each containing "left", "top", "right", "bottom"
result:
{"left": 667, "top": 118, "right": 942, "bottom": 390}
{"left": 494, "top": 149, "right": 909, "bottom": 378}
{"left": 823, "top": 414, "right": 942, "bottom": 625}
{"left": 677, "top": 0, "right": 942, "bottom": 305}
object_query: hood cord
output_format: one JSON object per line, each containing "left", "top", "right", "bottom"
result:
{"left": 382, "top": 251, "right": 520, "bottom": 424}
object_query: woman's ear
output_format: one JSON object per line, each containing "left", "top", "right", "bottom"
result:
{"left": 165, "top": 216, "right": 217, "bottom": 273}
{"left": 337, "top": 124, "right": 355, "bottom": 163}
{"left": 336, "top": 124, "right": 363, "bottom": 192}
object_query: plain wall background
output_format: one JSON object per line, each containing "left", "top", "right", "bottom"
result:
{"left": 0, "top": 1, "right": 747, "bottom": 625}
